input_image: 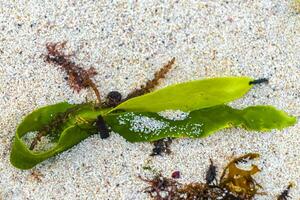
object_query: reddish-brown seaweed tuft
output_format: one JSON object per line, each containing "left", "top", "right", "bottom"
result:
{"left": 45, "top": 42, "right": 101, "bottom": 104}
{"left": 126, "top": 57, "right": 175, "bottom": 99}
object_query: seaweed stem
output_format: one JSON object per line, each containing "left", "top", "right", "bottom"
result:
{"left": 249, "top": 78, "right": 269, "bottom": 85}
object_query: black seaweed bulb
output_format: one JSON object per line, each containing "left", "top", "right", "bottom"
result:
{"left": 106, "top": 91, "right": 122, "bottom": 107}
{"left": 96, "top": 115, "right": 110, "bottom": 139}
{"left": 249, "top": 78, "right": 269, "bottom": 85}
{"left": 205, "top": 159, "right": 217, "bottom": 185}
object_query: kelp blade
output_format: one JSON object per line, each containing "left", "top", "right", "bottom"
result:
{"left": 10, "top": 103, "right": 296, "bottom": 169}
{"left": 10, "top": 102, "right": 106, "bottom": 169}
{"left": 111, "top": 77, "right": 254, "bottom": 113}
{"left": 104, "top": 105, "right": 296, "bottom": 142}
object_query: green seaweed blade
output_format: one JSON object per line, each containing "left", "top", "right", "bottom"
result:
{"left": 10, "top": 102, "right": 106, "bottom": 169}
{"left": 111, "top": 77, "right": 254, "bottom": 113}
{"left": 104, "top": 105, "right": 296, "bottom": 142}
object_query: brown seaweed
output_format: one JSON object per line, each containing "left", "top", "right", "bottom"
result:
{"left": 45, "top": 42, "right": 101, "bottom": 104}
{"left": 139, "top": 174, "right": 179, "bottom": 200}
{"left": 141, "top": 153, "right": 263, "bottom": 200}
{"left": 219, "top": 153, "right": 262, "bottom": 199}
{"left": 140, "top": 173, "right": 233, "bottom": 200}
{"left": 126, "top": 57, "right": 175, "bottom": 100}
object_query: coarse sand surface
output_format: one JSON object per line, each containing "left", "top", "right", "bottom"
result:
{"left": 0, "top": 1, "right": 299, "bottom": 199}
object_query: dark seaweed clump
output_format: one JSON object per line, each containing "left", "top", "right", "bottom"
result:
{"left": 150, "top": 138, "right": 172, "bottom": 156}
{"left": 141, "top": 153, "right": 264, "bottom": 200}
{"left": 277, "top": 183, "right": 294, "bottom": 200}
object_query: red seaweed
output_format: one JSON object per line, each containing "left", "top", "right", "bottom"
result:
{"left": 45, "top": 42, "right": 101, "bottom": 104}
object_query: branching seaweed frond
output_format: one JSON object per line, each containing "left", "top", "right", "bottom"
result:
{"left": 45, "top": 42, "right": 101, "bottom": 104}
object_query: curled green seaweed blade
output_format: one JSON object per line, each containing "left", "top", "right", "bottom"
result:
{"left": 104, "top": 105, "right": 296, "bottom": 142}
{"left": 10, "top": 102, "right": 106, "bottom": 169}
{"left": 110, "top": 77, "right": 254, "bottom": 113}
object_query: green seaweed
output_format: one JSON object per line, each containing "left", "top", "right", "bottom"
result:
{"left": 10, "top": 102, "right": 108, "bottom": 169}
{"left": 9, "top": 77, "right": 297, "bottom": 169}
{"left": 111, "top": 77, "right": 253, "bottom": 112}
{"left": 105, "top": 105, "right": 296, "bottom": 142}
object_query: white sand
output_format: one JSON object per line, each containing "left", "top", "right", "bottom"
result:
{"left": 0, "top": 0, "right": 299, "bottom": 199}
